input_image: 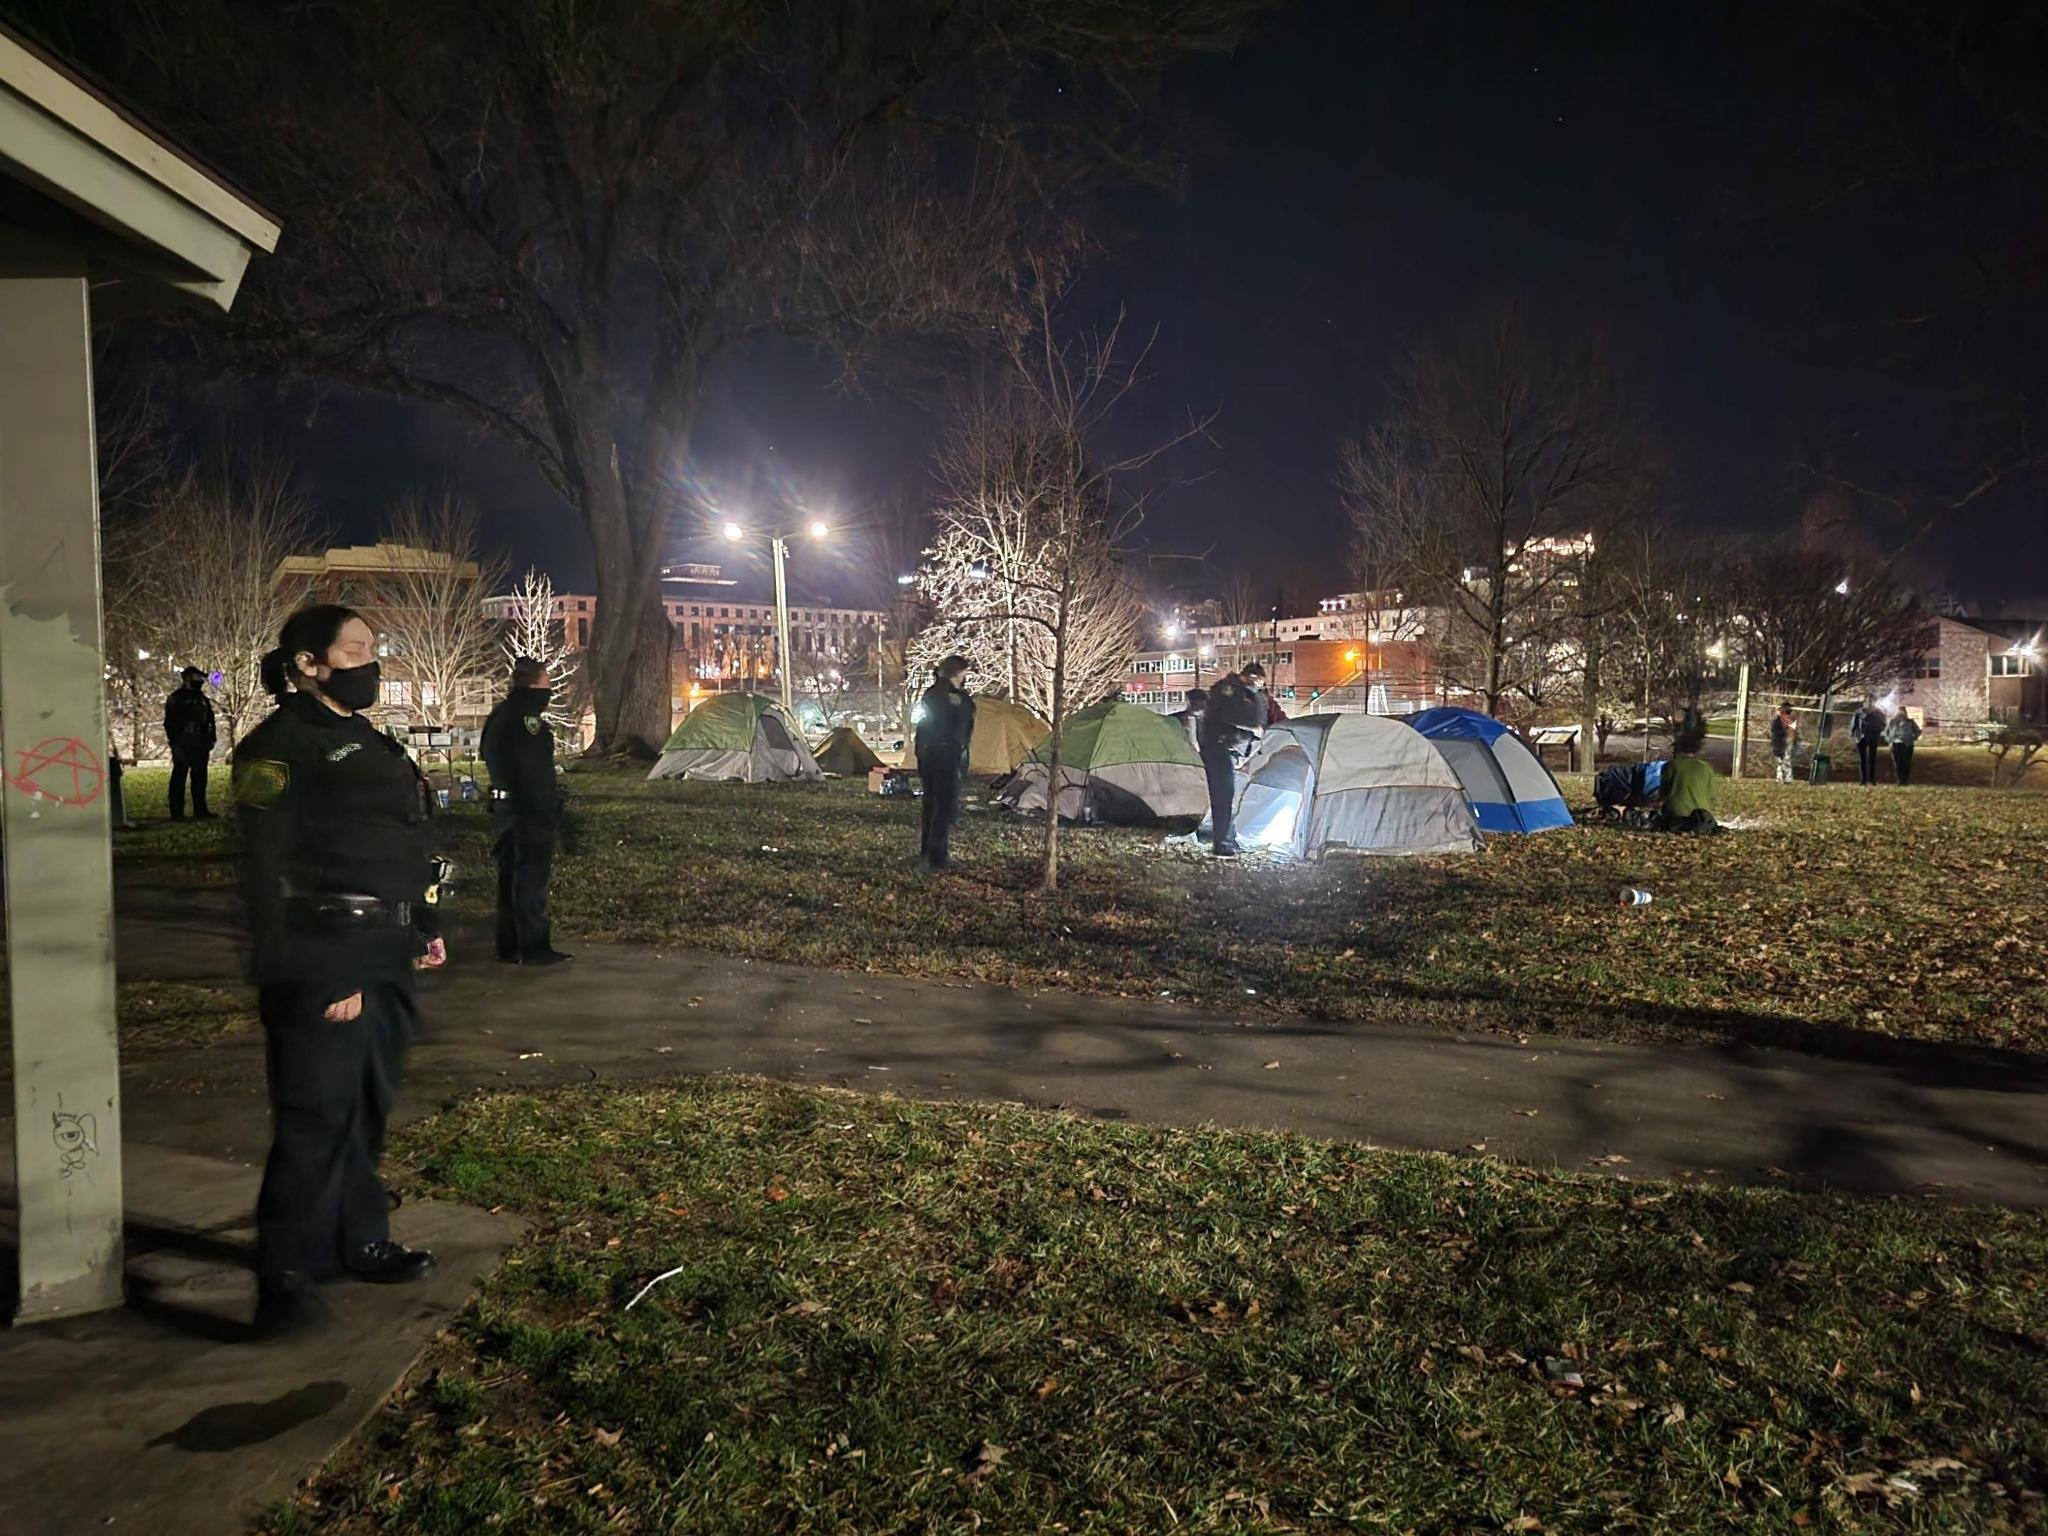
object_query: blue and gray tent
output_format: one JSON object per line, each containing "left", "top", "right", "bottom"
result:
{"left": 1405, "top": 707, "right": 1572, "bottom": 834}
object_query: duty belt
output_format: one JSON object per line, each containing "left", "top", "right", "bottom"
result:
{"left": 284, "top": 891, "right": 413, "bottom": 928}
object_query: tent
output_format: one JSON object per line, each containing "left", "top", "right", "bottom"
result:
{"left": 813, "top": 725, "right": 883, "bottom": 776}
{"left": 999, "top": 701, "right": 1208, "bottom": 822}
{"left": 966, "top": 696, "right": 1051, "bottom": 775}
{"left": 1406, "top": 707, "right": 1572, "bottom": 834}
{"left": 648, "top": 693, "right": 822, "bottom": 782}
{"left": 1231, "top": 713, "right": 1480, "bottom": 857}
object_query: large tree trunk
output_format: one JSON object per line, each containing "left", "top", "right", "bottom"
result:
{"left": 584, "top": 477, "right": 674, "bottom": 755}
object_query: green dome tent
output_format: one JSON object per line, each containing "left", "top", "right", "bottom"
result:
{"left": 998, "top": 700, "right": 1207, "bottom": 823}
{"left": 647, "top": 693, "right": 822, "bottom": 783}
{"left": 813, "top": 725, "right": 882, "bottom": 776}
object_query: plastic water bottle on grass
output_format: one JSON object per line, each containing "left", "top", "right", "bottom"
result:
{"left": 1618, "top": 887, "right": 1652, "bottom": 908}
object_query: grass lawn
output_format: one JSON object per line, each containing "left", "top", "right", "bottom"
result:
{"left": 269, "top": 1080, "right": 2048, "bottom": 1534}
{"left": 408, "top": 763, "right": 2047, "bottom": 1059}
{"left": 105, "top": 754, "right": 2047, "bottom": 1058}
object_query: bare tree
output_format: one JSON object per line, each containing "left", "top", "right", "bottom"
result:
{"left": 498, "top": 565, "right": 583, "bottom": 737}
{"left": 792, "top": 644, "right": 859, "bottom": 729}
{"left": 131, "top": 453, "right": 316, "bottom": 745}
{"left": 1342, "top": 307, "right": 1634, "bottom": 717}
{"left": 1725, "top": 538, "right": 1927, "bottom": 697}
{"left": 44, "top": 0, "right": 1262, "bottom": 755}
{"left": 376, "top": 491, "right": 509, "bottom": 729}
{"left": 915, "top": 274, "right": 1206, "bottom": 890}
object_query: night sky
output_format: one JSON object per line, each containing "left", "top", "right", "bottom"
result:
{"left": 270, "top": 0, "right": 2048, "bottom": 611}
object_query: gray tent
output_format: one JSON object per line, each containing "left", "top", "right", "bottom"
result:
{"left": 1231, "top": 713, "right": 1480, "bottom": 857}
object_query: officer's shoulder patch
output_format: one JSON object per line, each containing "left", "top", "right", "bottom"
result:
{"left": 523, "top": 715, "right": 542, "bottom": 735}
{"left": 232, "top": 758, "right": 290, "bottom": 809}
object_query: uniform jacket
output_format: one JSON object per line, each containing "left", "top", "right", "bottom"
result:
{"left": 1850, "top": 707, "right": 1887, "bottom": 744}
{"left": 1884, "top": 714, "right": 1922, "bottom": 747}
{"left": 914, "top": 677, "right": 976, "bottom": 769}
{"left": 1199, "top": 674, "right": 1267, "bottom": 753}
{"left": 232, "top": 692, "right": 437, "bottom": 997}
{"left": 481, "top": 687, "right": 559, "bottom": 818}
{"left": 164, "top": 684, "right": 217, "bottom": 758}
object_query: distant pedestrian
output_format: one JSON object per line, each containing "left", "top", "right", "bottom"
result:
{"left": 1769, "top": 703, "right": 1799, "bottom": 784}
{"left": 481, "top": 657, "right": 571, "bottom": 966}
{"left": 1885, "top": 708, "right": 1922, "bottom": 786}
{"left": 1198, "top": 667, "right": 1268, "bottom": 856}
{"left": 164, "top": 665, "right": 217, "bottom": 819}
{"left": 914, "top": 655, "right": 975, "bottom": 871}
{"left": 1172, "top": 686, "right": 1208, "bottom": 754}
{"left": 1850, "top": 698, "right": 1887, "bottom": 785}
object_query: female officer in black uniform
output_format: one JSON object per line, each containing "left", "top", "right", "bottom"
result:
{"left": 232, "top": 604, "right": 445, "bottom": 1333}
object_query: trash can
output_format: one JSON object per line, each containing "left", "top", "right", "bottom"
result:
{"left": 1808, "top": 751, "right": 1831, "bottom": 785}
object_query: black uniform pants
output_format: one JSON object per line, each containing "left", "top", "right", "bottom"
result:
{"left": 169, "top": 752, "right": 210, "bottom": 817}
{"left": 494, "top": 807, "right": 556, "bottom": 957}
{"left": 1891, "top": 742, "right": 1914, "bottom": 786}
{"left": 918, "top": 754, "right": 961, "bottom": 868}
{"left": 1856, "top": 739, "right": 1880, "bottom": 784}
{"left": 1202, "top": 741, "right": 1238, "bottom": 851}
{"left": 257, "top": 978, "right": 414, "bottom": 1281}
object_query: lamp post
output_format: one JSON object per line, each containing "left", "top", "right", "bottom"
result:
{"left": 724, "top": 516, "right": 830, "bottom": 714}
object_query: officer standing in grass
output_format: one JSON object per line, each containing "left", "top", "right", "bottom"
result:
{"left": 233, "top": 604, "right": 444, "bottom": 1336}
{"left": 481, "top": 656, "right": 571, "bottom": 966}
{"left": 164, "top": 664, "right": 218, "bottom": 819}
{"left": 915, "top": 655, "right": 975, "bottom": 871}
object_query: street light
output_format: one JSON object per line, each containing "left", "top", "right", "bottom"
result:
{"left": 895, "top": 573, "right": 915, "bottom": 587}
{"left": 722, "top": 515, "right": 831, "bottom": 713}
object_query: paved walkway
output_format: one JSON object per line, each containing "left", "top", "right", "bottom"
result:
{"left": 84, "top": 882, "right": 2048, "bottom": 1208}
{"left": 4, "top": 877, "right": 2046, "bottom": 1535}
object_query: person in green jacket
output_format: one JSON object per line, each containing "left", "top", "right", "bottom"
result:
{"left": 1659, "top": 716, "right": 1719, "bottom": 834}
{"left": 1884, "top": 709, "right": 1923, "bottom": 785}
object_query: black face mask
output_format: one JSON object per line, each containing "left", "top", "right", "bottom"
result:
{"left": 322, "top": 660, "right": 381, "bottom": 712}
{"left": 519, "top": 686, "right": 553, "bottom": 709}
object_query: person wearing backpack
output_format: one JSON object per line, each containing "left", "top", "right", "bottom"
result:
{"left": 1885, "top": 708, "right": 1923, "bottom": 786}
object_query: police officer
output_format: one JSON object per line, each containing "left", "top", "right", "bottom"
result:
{"left": 233, "top": 605, "right": 444, "bottom": 1335}
{"left": 1198, "top": 664, "right": 1269, "bottom": 858}
{"left": 164, "top": 664, "right": 218, "bottom": 819}
{"left": 481, "top": 656, "right": 571, "bottom": 966}
{"left": 915, "top": 655, "right": 975, "bottom": 870}
{"left": 1172, "top": 686, "right": 1208, "bottom": 755}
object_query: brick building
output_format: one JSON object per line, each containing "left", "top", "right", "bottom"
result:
{"left": 1122, "top": 638, "right": 1444, "bottom": 716}
{"left": 274, "top": 543, "right": 494, "bottom": 725}
{"left": 1898, "top": 616, "right": 2047, "bottom": 730}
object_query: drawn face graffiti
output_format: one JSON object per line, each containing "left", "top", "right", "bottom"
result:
{"left": 52, "top": 1110, "right": 98, "bottom": 1179}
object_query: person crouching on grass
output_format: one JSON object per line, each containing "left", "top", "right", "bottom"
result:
{"left": 1659, "top": 715, "right": 1719, "bottom": 834}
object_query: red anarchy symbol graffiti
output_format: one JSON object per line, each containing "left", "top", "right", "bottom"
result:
{"left": 7, "top": 737, "right": 105, "bottom": 807}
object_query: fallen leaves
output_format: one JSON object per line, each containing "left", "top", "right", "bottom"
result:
{"left": 964, "top": 1441, "right": 1007, "bottom": 1486}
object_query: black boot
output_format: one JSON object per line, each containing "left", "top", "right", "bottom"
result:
{"left": 344, "top": 1240, "right": 436, "bottom": 1283}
